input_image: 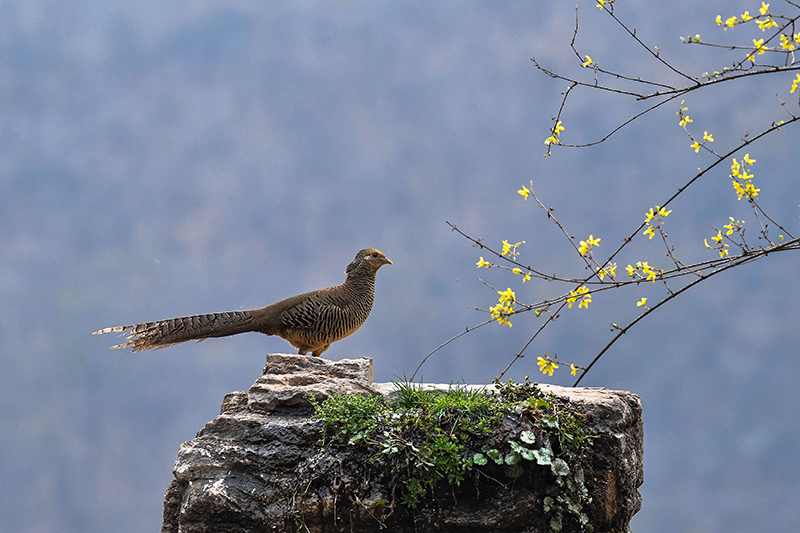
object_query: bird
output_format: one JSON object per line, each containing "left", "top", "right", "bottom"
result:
{"left": 93, "top": 248, "right": 392, "bottom": 357}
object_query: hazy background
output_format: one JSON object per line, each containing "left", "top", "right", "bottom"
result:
{"left": 2, "top": 1, "right": 799, "bottom": 531}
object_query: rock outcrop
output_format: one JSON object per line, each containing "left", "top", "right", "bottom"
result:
{"left": 162, "top": 354, "right": 643, "bottom": 533}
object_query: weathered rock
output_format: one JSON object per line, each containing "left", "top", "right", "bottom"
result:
{"left": 162, "top": 354, "right": 643, "bottom": 533}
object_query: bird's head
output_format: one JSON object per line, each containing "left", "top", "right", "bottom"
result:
{"left": 346, "top": 248, "right": 393, "bottom": 275}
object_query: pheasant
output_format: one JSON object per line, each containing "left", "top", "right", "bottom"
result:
{"left": 93, "top": 248, "right": 392, "bottom": 356}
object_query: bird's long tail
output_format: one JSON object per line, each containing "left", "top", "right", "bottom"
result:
{"left": 92, "top": 311, "right": 256, "bottom": 352}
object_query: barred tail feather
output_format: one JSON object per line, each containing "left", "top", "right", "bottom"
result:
{"left": 93, "top": 311, "right": 256, "bottom": 352}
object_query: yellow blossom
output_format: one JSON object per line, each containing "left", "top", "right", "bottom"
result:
{"left": 744, "top": 182, "right": 760, "bottom": 198}
{"left": 753, "top": 38, "right": 767, "bottom": 55}
{"left": 723, "top": 218, "right": 743, "bottom": 236}
{"left": 690, "top": 141, "right": 701, "bottom": 153}
{"left": 566, "top": 286, "right": 591, "bottom": 309}
{"left": 596, "top": 0, "right": 606, "bottom": 10}
{"left": 759, "top": 2, "right": 769, "bottom": 16}
{"left": 512, "top": 268, "right": 532, "bottom": 282}
{"left": 743, "top": 154, "right": 756, "bottom": 165}
{"left": 756, "top": 17, "right": 777, "bottom": 31}
{"left": 725, "top": 16, "right": 738, "bottom": 28}
{"left": 578, "top": 235, "right": 600, "bottom": 256}
{"left": 518, "top": 184, "right": 531, "bottom": 200}
{"left": 570, "top": 364, "right": 579, "bottom": 376}
{"left": 741, "top": 11, "right": 752, "bottom": 21}
{"left": 476, "top": 257, "right": 491, "bottom": 268}
{"left": 732, "top": 180, "right": 746, "bottom": 200}
{"left": 625, "top": 264, "right": 636, "bottom": 277}
{"left": 545, "top": 121, "right": 564, "bottom": 146}
{"left": 679, "top": 114, "right": 692, "bottom": 127}
{"left": 636, "top": 297, "right": 647, "bottom": 307}
{"left": 643, "top": 226, "right": 655, "bottom": 239}
{"left": 791, "top": 73, "right": 800, "bottom": 94}
{"left": 500, "top": 240, "right": 524, "bottom": 257}
{"left": 645, "top": 206, "right": 672, "bottom": 223}
{"left": 498, "top": 287, "right": 516, "bottom": 304}
{"left": 490, "top": 287, "right": 517, "bottom": 327}
{"left": 640, "top": 261, "right": 658, "bottom": 282}
{"left": 490, "top": 304, "right": 513, "bottom": 327}
{"left": 537, "top": 356, "right": 559, "bottom": 376}
{"left": 703, "top": 131, "right": 714, "bottom": 142}
{"left": 582, "top": 55, "right": 593, "bottom": 67}
{"left": 715, "top": 15, "right": 722, "bottom": 26}
{"left": 780, "top": 34, "right": 796, "bottom": 51}
{"left": 730, "top": 158, "right": 741, "bottom": 176}
{"left": 597, "top": 263, "right": 617, "bottom": 281}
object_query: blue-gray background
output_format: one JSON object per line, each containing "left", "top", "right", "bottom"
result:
{"left": 2, "top": 1, "right": 799, "bottom": 531}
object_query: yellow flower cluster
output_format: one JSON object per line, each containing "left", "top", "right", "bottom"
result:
{"left": 643, "top": 205, "right": 672, "bottom": 239}
{"left": 596, "top": 263, "right": 617, "bottom": 280}
{"left": 677, "top": 102, "right": 692, "bottom": 127}
{"left": 501, "top": 239, "right": 525, "bottom": 258}
{"left": 723, "top": 216, "right": 744, "bottom": 236}
{"left": 704, "top": 230, "right": 730, "bottom": 258}
{"left": 730, "top": 154, "right": 760, "bottom": 200}
{"left": 716, "top": 3, "right": 776, "bottom": 32}
{"left": 791, "top": 73, "right": 800, "bottom": 94}
{"left": 746, "top": 38, "right": 768, "bottom": 62}
{"left": 578, "top": 235, "right": 601, "bottom": 256}
{"left": 566, "top": 286, "right": 591, "bottom": 309}
{"left": 717, "top": 15, "right": 739, "bottom": 29}
{"left": 677, "top": 102, "right": 714, "bottom": 154}
{"left": 544, "top": 121, "right": 564, "bottom": 147}
{"left": 512, "top": 267, "right": 532, "bottom": 283}
{"left": 779, "top": 33, "right": 800, "bottom": 51}
{"left": 490, "top": 288, "right": 516, "bottom": 327}
{"left": 625, "top": 261, "right": 659, "bottom": 282}
{"left": 537, "top": 355, "right": 559, "bottom": 377}
{"left": 595, "top": 0, "right": 613, "bottom": 11}
{"left": 690, "top": 131, "right": 714, "bottom": 153}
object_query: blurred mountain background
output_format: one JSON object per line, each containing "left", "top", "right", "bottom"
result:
{"left": 2, "top": 1, "right": 799, "bottom": 531}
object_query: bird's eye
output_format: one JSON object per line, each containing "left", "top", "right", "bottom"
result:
{"left": 372, "top": 252, "right": 379, "bottom": 258}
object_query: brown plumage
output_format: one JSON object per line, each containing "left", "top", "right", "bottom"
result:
{"left": 93, "top": 248, "right": 392, "bottom": 356}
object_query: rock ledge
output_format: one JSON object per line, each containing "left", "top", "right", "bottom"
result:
{"left": 162, "top": 354, "right": 643, "bottom": 533}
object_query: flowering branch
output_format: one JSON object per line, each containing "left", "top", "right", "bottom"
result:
{"left": 413, "top": 0, "right": 800, "bottom": 385}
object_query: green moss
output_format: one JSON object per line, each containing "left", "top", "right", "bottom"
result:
{"left": 310, "top": 378, "right": 596, "bottom": 532}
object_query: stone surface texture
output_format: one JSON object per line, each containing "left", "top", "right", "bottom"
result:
{"left": 162, "top": 354, "right": 643, "bottom": 533}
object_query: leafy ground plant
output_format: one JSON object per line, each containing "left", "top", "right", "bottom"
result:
{"left": 309, "top": 379, "right": 596, "bottom": 531}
